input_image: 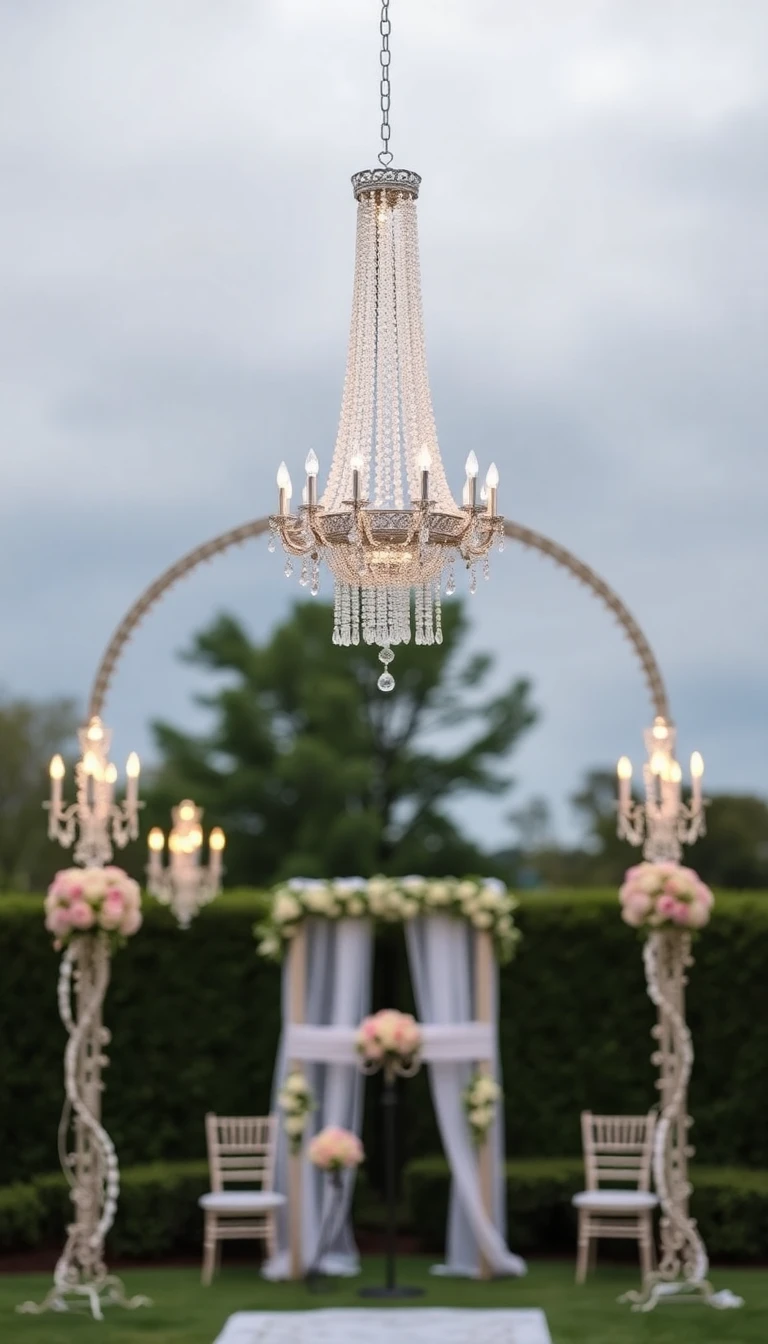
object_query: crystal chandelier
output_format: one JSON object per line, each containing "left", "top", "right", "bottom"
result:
{"left": 147, "top": 800, "right": 225, "bottom": 929}
{"left": 616, "top": 716, "right": 706, "bottom": 862}
{"left": 270, "top": 1, "right": 503, "bottom": 691}
{"left": 47, "top": 716, "right": 141, "bottom": 868}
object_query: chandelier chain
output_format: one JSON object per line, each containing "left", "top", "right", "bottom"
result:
{"left": 378, "top": 1, "right": 392, "bottom": 167}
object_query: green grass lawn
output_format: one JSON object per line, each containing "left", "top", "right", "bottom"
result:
{"left": 0, "top": 1259, "right": 764, "bottom": 1344}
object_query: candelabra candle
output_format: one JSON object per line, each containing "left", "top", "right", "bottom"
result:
{"left": 465, "top": 451, "right": 479, "bottom": 508}
{"left": 351, "top": 452, "right": 363, "bottom": 502}
{"left": 305, "top": 451, "right": 319, "bottom": 507}
{"left": 418, "top": 446, "right": 431, "bottom": 503}
{"left": 277, "top": 462, "right": 291, "bottom": 516}
{"left": 485, "top": 463, "right": 499, "bottom": 516}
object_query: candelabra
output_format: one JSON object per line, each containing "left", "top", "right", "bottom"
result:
{"left": 147, "top": 800, "right": 225, "bottom": 928}
{"left": 616, "top": 717, "right": 705, "bottom": 862}
{"left": 47, "top": 716, "right": 141, "bottom": 868}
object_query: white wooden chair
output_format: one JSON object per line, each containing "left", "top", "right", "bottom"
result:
{"left": 199, "top": 1113, "right": 286, "bottom": 1284}
{"left": 572, "top": 1111, "right": 658, "bottom": 1283}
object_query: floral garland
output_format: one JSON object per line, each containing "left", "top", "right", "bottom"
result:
{"left": 463, "top": 1070, "right": 503, "bottom": 1148}
{"left": 44, "top": 867, "right": 143, "bottom": 952}
{"left": 255, "top": 875, "right": 520, "bottom": 964}
{"left": 277, "top": 1070, "right": 315, "bottom": 1155}
{"left": 619, "top": 861, "right": 714, "bottom": 932}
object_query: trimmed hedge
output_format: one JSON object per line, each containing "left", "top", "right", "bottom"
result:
{"left": 404, "top": 1156, "right": 768, "bottom": 1263}
{"left": 2, "top": 1158, "right": 768, "bottom": 1264}
{"left": 1, "top": 889, "right": 767, "bottom": 1187}
{"left": 0, "top": 1163, "right": 391, "bottom": 1259}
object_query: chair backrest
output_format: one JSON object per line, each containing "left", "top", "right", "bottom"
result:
{"left": 205, "top": 1114, "right": 278, "bottom": 1193}
{"left": 581, "top": 1111, "right": 656, "bottom": 1192}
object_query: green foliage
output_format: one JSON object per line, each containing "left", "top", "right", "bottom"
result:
{"left": 404, "top": 1156, "right": 768, "bottom": 1262}
{"left": 2, "top": 889, "right": 768, "bottom": 1193}
{"left": 141, "top": 601, "right": 537, "bottom": 886}
{"left": 0, "top": 694, "right": 78, "bottom": 891}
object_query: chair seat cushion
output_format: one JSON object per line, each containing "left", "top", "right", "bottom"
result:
{"left": 572, "top": 1189, "right": 658, "bottom": 1211}
{"left": 199, "top": 1190, "right": 287, "bottom": 1213}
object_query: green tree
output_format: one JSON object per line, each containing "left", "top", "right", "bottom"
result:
{"left": 143, "top": 600, "right": 538, "bottom": 886}
{"left": 0, "top": 694, "right": 79, "bottom": 891}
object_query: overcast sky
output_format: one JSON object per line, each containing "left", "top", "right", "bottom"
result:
{"left": 1, "top": 0, "right": 766, "bottom": 846}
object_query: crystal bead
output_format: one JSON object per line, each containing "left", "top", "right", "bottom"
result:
{"left": 268, "top": 537, "right": 276, "bottom": 554}
{"left": 377, "top": 670, "right": 395, "bottom": 693}
{"left": 379, "top": 645, "right": 394, "bottom": 665}
{"left": 469, "top": 566, "right": 477, "bottom": 595}
{"left": 284, "top": 560, "right": 293, "bottom": 578}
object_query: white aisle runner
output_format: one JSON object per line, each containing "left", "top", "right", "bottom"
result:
{"left": 214, "top": 1308, "right": 553, "bottom": 1344}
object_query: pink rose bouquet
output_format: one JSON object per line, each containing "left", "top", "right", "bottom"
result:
{"left": 355, "top": 1008, "right": 422, "bottom": 1074}
{"left": 619, "top": 861, "right": 714, "bottom": 932}
{"left": 44, "top": 867, "right": 143, "bottom": 950}
{"left": 307, "top": 1126, "right": 364, "bottom": 1173}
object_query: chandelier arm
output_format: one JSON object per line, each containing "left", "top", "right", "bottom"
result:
{"left": 503, "top": 519, "right": 670, "bottom": 723}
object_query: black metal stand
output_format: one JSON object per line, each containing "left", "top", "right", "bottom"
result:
{"left": 305, "top": 1169, "right": 346, "bottom": 1293}
{"left": 359, "top": 1072, "right": 423, "bottom": 1300}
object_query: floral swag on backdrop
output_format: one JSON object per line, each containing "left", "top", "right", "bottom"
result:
{"left": 255, "top": 875, "right": 519, "bottom": 964}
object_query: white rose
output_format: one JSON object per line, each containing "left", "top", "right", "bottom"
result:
{"left": 274, "top": 893, "right": 302, "bottom": 924}
{"left": 284, "top": 1115, "right": 306, "bottom": 1137}
{"left": 347, "top": 897, "right": 366, "bottom": 917}
{"left": 468, "top": 1106, "right": 493, "bottom": 1129}
{"left": 471, "top": 911, "right": 493, "bottom": 930}
{"left": 81, "top": 870, "right": 107, "bottom": 901}
{"left": 258, "top": 935, "right": 281, "bottom": 959}
{"left": 473, "top": 1077, "right": 501, "bottom": 1105}
{"left": 479, "top": 886, "right": 505, "bottom": 910}
{"left": 458, "top": 881, "right": 478, "bottom": 900}
{"left": 400, "top": 899, "right": 419, "bottom": 920}
{"left": 367, "top": 877, "right": 390, "bottom": 899}
{"left": 305, "top": 885, "right": 334, "bottom": 914}
{"left": 402, "top": 876, "right": 426, "bottom": 896}
{"left": 425, "top": 882, "right": 450, "bottom": 907}
{"left": 283, "top": 1073, "right": 309, "bottom": 1097}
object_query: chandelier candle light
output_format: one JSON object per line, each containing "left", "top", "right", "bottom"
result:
{"left": 617, "top": 717, "right": 705, "bottom": 863}
{"left": 270, "top": 1, "right": 504, "bottom": 692}
{"left": 147, "top": 800, "right": 225, "bottom": 929}
{"left": 48, "top": 716, "right": 141, "bottom": 868}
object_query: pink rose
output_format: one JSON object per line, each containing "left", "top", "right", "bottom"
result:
{"left": 656, "top": 894, "right": 677, "bottom": 918}
{"left": 119, "top": 907, "right": 142, "bottom": 937}
{"left": 100, "top": 892, "right": 125, "bottom": 931}
{"left": 687, "top": 900, "right": 711, "bottom": 929}
{"left": 46, "top": 907, "right": 72, "bottom": 937}
{"left": 69, "top": 901, "right": 95, "bottom": 930}
{"left": 671, "top": 901, "right": 690, "bottom": 925}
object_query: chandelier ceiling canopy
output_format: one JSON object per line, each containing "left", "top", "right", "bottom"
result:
{"left": 271, "top": 2, "right": 503, "bottom": 690}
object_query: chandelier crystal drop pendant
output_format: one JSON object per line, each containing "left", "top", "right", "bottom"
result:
{"left": 270, "top": 1, "right": 504, "bottom": 691}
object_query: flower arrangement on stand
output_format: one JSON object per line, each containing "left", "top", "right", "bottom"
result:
{"left": 255, "top": 875, "right": 519, "bottom": 965}
{"left": 19, "top": 868, "right": 146, "bottom": 1321}
{"left": 618, "top": 862, "right": 742, "bottom": 1313}
{"left": 619, "top": 862, "right": 713, "bottom": 931}
{"left": 304, "top": 1128, "right": 365, "bottom": 1292}
{"left": 278, "top": 1070, "right": 315, "bottom": 1155}
{"left": 355, "top": 1010, "right": 423, "bottom": 1300}
{"left": 463, "top": 1071, "right": 502, "bottom": 1148}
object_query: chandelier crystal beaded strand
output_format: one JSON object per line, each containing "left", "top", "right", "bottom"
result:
{"left": 270, "top": 1, "right": 503, "bottom": 691}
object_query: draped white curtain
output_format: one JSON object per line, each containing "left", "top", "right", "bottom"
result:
{"left": 405, "top": 916, "right": 526, "bottom": 1278}
{"left": 263, "top": 918, "right": 373, "bottom": 1280}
